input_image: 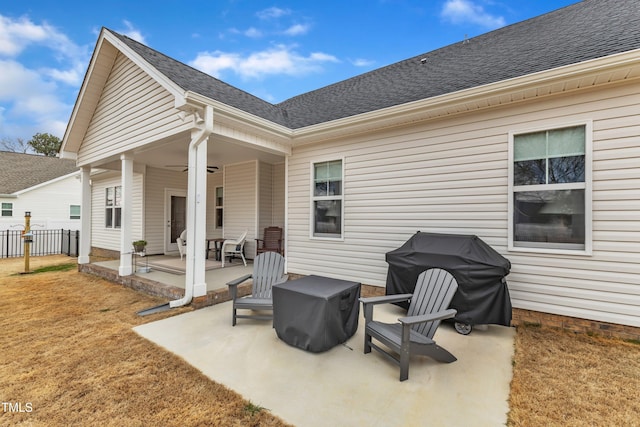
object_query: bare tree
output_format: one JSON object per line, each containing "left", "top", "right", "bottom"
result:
{"left": 0, "top": 137, "right": 30, "bottom": 153}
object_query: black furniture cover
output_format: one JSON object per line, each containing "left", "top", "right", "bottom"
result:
{"left": 273, "top": 275, "right": 361, "bottom": 353}
{"left": 385, "top": 231, "right": 512, "bottom": 327}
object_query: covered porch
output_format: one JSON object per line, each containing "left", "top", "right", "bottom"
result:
{"left": 72, "top": 102, "right": 289, "bottom": 309}
{"left": 60, "top": 28, "right": 292, "bottom": 311}
{"left": 81, "top": 254, "right": 255, "bottom": 308}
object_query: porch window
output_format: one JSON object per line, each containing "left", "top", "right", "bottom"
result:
{"left": 509, "top": 124, "right": 591, "bottom": 253}
{"left": 105, "top": 186, "right": 122, "bottom": 229}
{"left": 215, "top": 186, "right": 223, "bottom": 229}
{"left": 70, "top": 205, "right": 81, "bottom": 220}
{"left": 311, "top": 159, "right": 343, "bottom": 239}
{"left": 1, "top": 203, "right": 12, "bottom": 217}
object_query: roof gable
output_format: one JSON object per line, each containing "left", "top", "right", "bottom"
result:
{"left": 0, "top": 152, "right": 79, "bottom": 194}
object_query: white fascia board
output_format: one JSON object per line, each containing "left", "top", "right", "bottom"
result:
{"left": 61, "top": 31, "right": 114, "bottom": 155}
{"left": 183, "top": 91, "right": 293, "bottom": 151}
{"left": 102, "top": 29, "right": 185, "bottom": 101}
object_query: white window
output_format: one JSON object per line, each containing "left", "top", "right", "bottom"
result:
{"left": 509, "top": 123, "right": 591, "bottom": 253}
{"left": 105, "top": 186, "right": 122, "bottom": 229}
{"left": 215, "top": 186, "right": 223, "bottom": 229}
{"left": 70, "top": 205, "right": 81, "bottom": 220}
{"left": 311, "top": 159, "right": 343, "bottom": 239}
{"left": 1, "top": 202, "right": 12, "bottom": 217}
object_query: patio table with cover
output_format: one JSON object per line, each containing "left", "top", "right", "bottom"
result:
{"left": 272, "top": 275, "right": 361, "bottom": 353}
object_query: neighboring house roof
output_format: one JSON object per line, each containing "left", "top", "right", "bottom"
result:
{"left": 0, "top": 151, "right": 79, "bottom": 195}
{"left": 109, "top": 0, "right": 640, "bottom": 130}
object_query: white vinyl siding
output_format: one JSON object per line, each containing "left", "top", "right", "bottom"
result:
{"left": 224, "top": 161, "right": 258, "bottom": 258}
{"left": 77, "top": 53, "right": 190, "bottom": 166}
{"left": 287, "top": 81, "right": 640, "bottom": 328}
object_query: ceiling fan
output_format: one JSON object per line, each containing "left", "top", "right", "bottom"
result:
{"left": 165, "top": 165, "right": 219, "bottom": 173}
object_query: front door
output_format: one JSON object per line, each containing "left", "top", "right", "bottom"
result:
{"left": 165, "top": 189, "right": 187, "bottom": 253}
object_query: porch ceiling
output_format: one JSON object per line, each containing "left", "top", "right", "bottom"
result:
{"left": 96, "top": 130, "right": 285, "bottom": 172}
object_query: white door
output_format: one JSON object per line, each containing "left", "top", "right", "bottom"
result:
{"left": 165, "top": 189, "right": 187, "bottom": 253}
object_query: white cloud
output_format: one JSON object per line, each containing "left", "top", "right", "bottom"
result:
{"left": 0, "top": 59, "right": 70, "bottom": 138}
{"left": 0, "top": 15, "right": 88, "bottom": 139}
{"left": 441, "top": 0, "right": 506, "bottom": 29}
{"left": 0, "top": 15, "right": 84, "bottom": 61}
{"left": 257, "top": 7, "right": 291, "bottom": 20}
{"left": 190, "top": 44, "right": 339, "bottom": 79}
{"left": 351, "top": 58, "right": 376, "bottom": 67}
{"left": 117, "top": 20, "right": 146, "bottom": 44}
{"left": 283, "top": 23, "right": 310, "bottom": 36}
{"left": 244, "top": 27, "right": 263, "bottom": 38}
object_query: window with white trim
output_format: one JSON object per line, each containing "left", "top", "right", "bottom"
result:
{"left": 1, "top": 202, "right": 12, "bottom": 217}
{"left": 215, "top": 186, "right": 223, "bottom": 229}
{"left": 105, "top": 186, "right": 122, "bottom": 228}
{"left": 311, "top": 159, "right": 343, "bottom": 239}
{"left": 510, "top": 124, "right": 591, "bottom": 252}
{"left": 70, "top": 205, "right": 80, "bottom": 220}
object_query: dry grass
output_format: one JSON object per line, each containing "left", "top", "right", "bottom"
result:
{"left": 1, "top": 256, "right": 639, "bottom": 426}
{"left": 0, "top": 255, "right": 291, "bottom": 427}
{"left": 508, "top": 324, "right": 640, "bottom": 427}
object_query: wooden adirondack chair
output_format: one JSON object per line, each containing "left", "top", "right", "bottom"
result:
{"left": 226, "top": 251, "right": 288, "bottom": 326}
{"left": 255, "top": 226, "right": 283, "bottom": 256}
{"left": 360, "top": 268, "right": 459, "bottom": 381}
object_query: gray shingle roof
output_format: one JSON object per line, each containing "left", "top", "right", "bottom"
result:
{"left": 110, "top": 0, "right": 640, "bottom": 130}
{"left": 0, "top": 152, "right": 79, "bottom": 194}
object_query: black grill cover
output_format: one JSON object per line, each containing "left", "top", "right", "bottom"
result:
{"left": 385, "top": 231, "right": 512, "bottom": 326}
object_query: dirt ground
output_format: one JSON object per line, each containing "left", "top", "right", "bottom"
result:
{"left": 0, "top": 255, "right": 638, "bottom": 426}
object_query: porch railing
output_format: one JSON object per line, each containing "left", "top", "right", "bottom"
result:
{"left": 0, "top": 229, "right": 79, "bottom": 258}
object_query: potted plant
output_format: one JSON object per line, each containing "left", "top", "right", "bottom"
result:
{"left": 132, "top": 240, "right": 147, "bottom": 253}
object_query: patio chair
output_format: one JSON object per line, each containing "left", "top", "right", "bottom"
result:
{"left": 360, "top": 268, "right": 458, "bottom": 381}
{"left": 255, "top": 226, "right": 283, "bottom": 256}
{"left": 176, "top": 230, "right": 187, "bottom": 260}
{"left": 221, "top": 230, "right": 248, "bottom": 267}
{"left": 226, "top": 251, "right": 288, "bottom": 326}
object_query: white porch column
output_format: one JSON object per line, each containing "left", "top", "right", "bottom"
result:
{"left": 185, "top": 130, "right": 209, "bottom": 298}
{"left": 78, "top": 166, "right": 92, "bottom": 264}
{"left": 119, "top": 153, "right": 134, "bottom": 276}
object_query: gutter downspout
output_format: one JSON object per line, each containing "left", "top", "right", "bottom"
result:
{"left": 170, "top": 105, "right": 213, "bottom": 308}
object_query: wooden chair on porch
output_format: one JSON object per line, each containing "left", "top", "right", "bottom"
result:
{"left": 255, "top": 226, "right": 283, "bottom": 256}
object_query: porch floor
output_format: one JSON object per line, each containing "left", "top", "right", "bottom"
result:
{"left": 83, "top": 255, "right": 253, "bottom": 306}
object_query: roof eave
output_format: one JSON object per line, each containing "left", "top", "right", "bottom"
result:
{"left": 182, "top": 91, "right": 293, "bottom": 155}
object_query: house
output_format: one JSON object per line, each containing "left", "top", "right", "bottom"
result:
{"left": 61, "top": 0, "right": 640, "bottom": 335}
{"left": 0, "top": 151, "right": 81, "bottom": 230}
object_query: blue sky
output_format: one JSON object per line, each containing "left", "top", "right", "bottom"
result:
{"left": 0, "top": 0, "right": 577, "bottom": 143}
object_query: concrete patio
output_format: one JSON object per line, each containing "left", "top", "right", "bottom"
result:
{"left": 86, "top": 255, "right": 516, "bottom": 425}
{"left": 134, "top": 300, "right": 515, "bottom": 427}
